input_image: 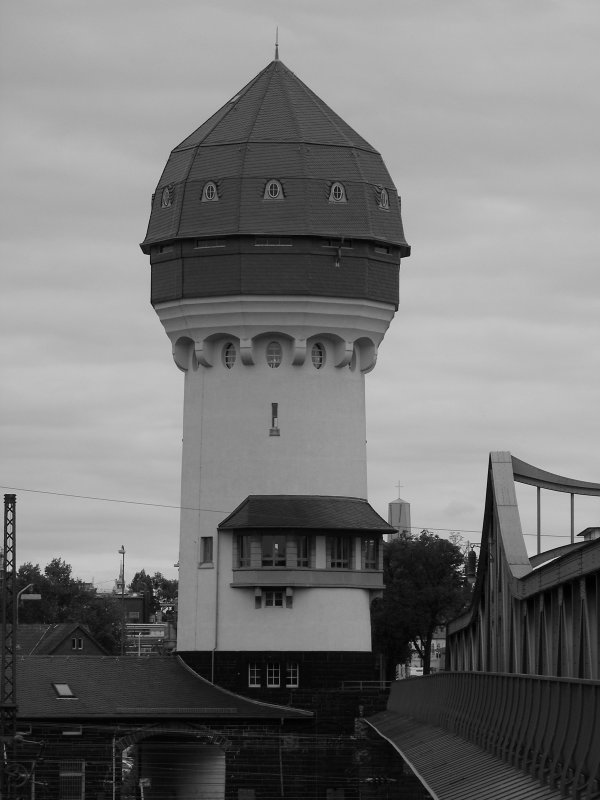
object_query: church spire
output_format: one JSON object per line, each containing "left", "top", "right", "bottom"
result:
{"left": 274, "top": 27, "right": 279, "bottom": 61}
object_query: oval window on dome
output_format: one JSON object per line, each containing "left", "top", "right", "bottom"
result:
{"left": 161, "top": 185, "right": 174, "bottom": 208}
{"left": 329, "top": 182, "right": 347, "bottom": 203}
{"left": 223, "top": 342, "right": 236, "bottom": 369}
{"left": 378, "top": 187, "right": 390, "bottom": 210}
{"left": 264, "top": 180, "right": 283, "bottom": 200}
{"left": 202, "top": 181, "right": 218, "bottom": 202}
{"left": 311, "top": 343, "right": 326, "bottom": 369}
{"left": 266, "top": 341, "right": 282, "bottom": 368}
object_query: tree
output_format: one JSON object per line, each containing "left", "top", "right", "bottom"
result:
{"left": 128, "top": 570, "right": 178, "bottom": 622}
{"left": 129, "top": 569, "right": 159, "bottom": 618}
{"left": 16, "top": 559, "right": 122, "bottom": 654}
{"left": 371, "top": 530, "right": 470, "bottom": 678}
{"left": 151, "top": 571, "right": 178, "bottom": 622}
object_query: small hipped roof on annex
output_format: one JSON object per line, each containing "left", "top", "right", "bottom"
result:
{"left": 219, "top": 495, "right": 394, "bottom": 533}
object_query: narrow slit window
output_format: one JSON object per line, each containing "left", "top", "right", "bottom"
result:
{"left": 200, "top": 537, "right": 213, "bottom": 564}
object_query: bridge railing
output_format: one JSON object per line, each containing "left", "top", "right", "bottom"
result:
{"left": 388, "top": 672, "right": 600, "bottom": 799}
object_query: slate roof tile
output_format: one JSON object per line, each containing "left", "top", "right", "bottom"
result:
{"left": 218, "top": 495, "right": 394, "bottom": 532}
{"left": 18, "top": 655, "right": 312, "bottom": 720}
{"left": 142, "top": 60, "right": 409, "bottom": 253}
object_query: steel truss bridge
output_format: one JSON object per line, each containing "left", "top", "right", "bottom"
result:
{"left": 368, "top": 453, "right": 600, "bottom": 800}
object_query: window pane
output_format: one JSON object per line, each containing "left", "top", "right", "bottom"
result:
{"left": 266, "top": 663, "right": 280, "bottom": 687}
{"left": 238, "top": 535, "right": 251, "bottom": 567}
{"left": 262, "top": 535, "right": 286, "bottom": 566}
{"left": 296, "top": 535, "right": 309, "bottom": 567}
{"left": 329, "top": 536, "right": 350, "bottom": 568}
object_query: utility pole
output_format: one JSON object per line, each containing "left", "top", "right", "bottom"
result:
{"left": 1, "top": 494, "right": 17, "bottom": 799}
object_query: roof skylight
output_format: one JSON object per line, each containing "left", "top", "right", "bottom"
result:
{"left": 53, "top": 683, "right": 77, "bottom": 698}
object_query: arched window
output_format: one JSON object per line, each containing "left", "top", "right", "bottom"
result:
{"left": 223, "top": 342, "right": 236, "bottom": 369}
{"left": 264, "top": 180, "right": 283, "bottom": 200}
{"left": 266, "top": 341, "right": 282, "bottom": 368}
{"left": 311, "top": 343, "right": 325, "bottom": 369}
{"left": 202, "top": 181, "right": 218, "bottom": 202}
{"left": 329, "top": 182, "right": 347, "bottom": 203}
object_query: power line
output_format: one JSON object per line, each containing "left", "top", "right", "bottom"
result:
{"left": 0, "top": 484, "right": 581, "bottom": 541}
{"left": 0, "top": 485, "right": 228, "bottom": 514}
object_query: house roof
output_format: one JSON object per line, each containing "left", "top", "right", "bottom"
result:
{"left": 18, "top": 655, "right": 312, "bottom": 720}
{"left": 141, "top": 59, "right": 409, "bottom": 254}
{"left": 17, "top": 624, "right": 107, "bottom": 655}
{"left": 218, "top": 495, "right": 394, "bottom": 532}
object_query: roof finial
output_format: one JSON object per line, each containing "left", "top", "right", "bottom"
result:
{"left": 275, "top": 27, "right": 279, "bottom": 61}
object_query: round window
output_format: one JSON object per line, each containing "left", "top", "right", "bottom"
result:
{"left": 223, "top": 342, "right": 236, "bottom": 369}
{"left": 379, "top": 188, "right": 389, "bottom": 209}
{"left": 203, "top": 182, "right": 217, "bottom": 201}
{"left": 330, "top": 182, "right": 346, "bottom": 202}
{"left": 266, "top": 341, "right": 282, "bottom": 368}
{"left": 266, "top": 180, "right": 281, "bottom": 199}
{"left": 311, "top": 343, "right": 325, "bottom": 369}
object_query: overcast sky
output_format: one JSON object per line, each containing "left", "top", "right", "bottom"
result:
{"left": 1, "top": 0, "right": 598, "bottom": 589}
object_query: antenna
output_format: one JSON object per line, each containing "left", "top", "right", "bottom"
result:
{"left": 275, "top": 27, "right": 279, "bottom": 61}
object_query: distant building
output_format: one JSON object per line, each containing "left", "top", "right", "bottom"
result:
{"left": 388, "top": 492, "right": 412, "bottom": 537}
{"left": 17, "top": 623, "right": 107, "bottom": 656}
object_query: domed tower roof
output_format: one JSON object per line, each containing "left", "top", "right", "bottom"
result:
{"left": 141, "top": 58, "right": 410, "bottom": 253}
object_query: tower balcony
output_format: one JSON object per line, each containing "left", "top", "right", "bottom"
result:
{"left": 231, "top": 567, "right": 384, "bottom": 591}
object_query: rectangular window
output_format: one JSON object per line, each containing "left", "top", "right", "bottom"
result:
{"left": 262, "top": 534, "right": 286, "bottom": 567}
{"left": 248, "top": 663, "right": 261, "bottom": 687}
{"left": 374, "top": 245, "right": 391, "bottom": 254}
{"left": 200, "top": 536, "right": 213, "bottom": 564}
{"left": 322, "top": 239, "right": 353, "bottom": 249}
{"left": 296, "top": 535, "right": 310, "bottom": 567}
{"left": 328, "top": 536, "right": 350, "bottom": 569}
{"left": 362, "top": 538, "right": 378, "bottom": 570}
{"left": 194, "top": 238, "right": 226, "bottom": 248}
{"left": 264, "top": 590, "right": 284, "bottom": 607}
{"left": 59, "top": 760, "right": 85, "bottom": 800}
{"left": 71, "top": 637, "right": 83, "bottom": 650}
{"left": 286, "top": 663, "right": 299, "bottom": 688}
{"left": 266, "top": 663, "right": 280, "bottom": 688}
{"left": 158, "top": 244, "right": 173, "bottom": 254}
{"left": 127, "top": 611, "right": 140, "bottom": 621}
{"left": 255, "top": 237, "right": 292, "bottom": 246}
{"left": 238, "top": 535, "right": 251, "bottom": 567}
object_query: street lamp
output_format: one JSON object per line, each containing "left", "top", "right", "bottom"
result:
{"left": 16, "top": 584, "right": 42, "bottom": 625}
{"left": 118, "top": 546, "right": 126, "bottom": 655}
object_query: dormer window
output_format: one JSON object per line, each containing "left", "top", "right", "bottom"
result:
{"left": 264, "top": 180, "right": 283, "bottom": 200}
{"left": 377, "top": 186, "right": 390, "bottom": 210}
{"left": 160, "top": 185, "right": 174, "bottom": 208}
{"left": 329, "top": 182, "right": 347, "bottom": 203}
{"left": 202, "top": 181, "right": 218, "bottom": 202}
